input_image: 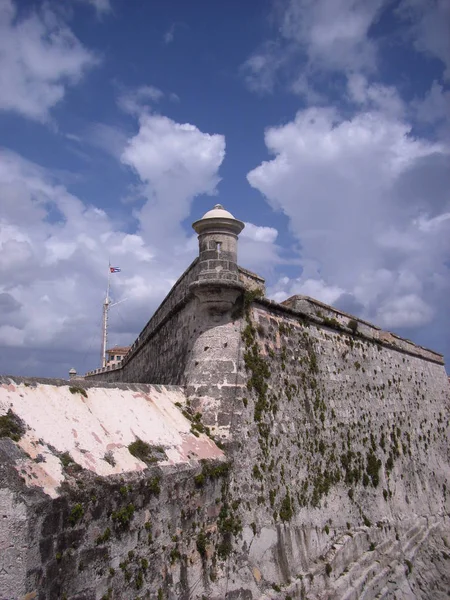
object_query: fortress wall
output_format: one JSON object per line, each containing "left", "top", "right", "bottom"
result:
{"left": 1, "top": 297, "right": 450, "bottom": 598}
{"left": 214, "top": 299, "right": 450, "bottom": 592}
{"left": 85, "top": 297, "right": 244, "bottom": 388}
{"left": 76, "top": 283, "right": 450, "bottom": 596}
{"left": 0, "top": 473, "right": 35, "bottom": 598}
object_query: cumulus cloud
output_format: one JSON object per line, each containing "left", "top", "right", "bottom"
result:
{"left": 85, "top": 122, "right": 130, "bottom": 159}
{"left": 0, "top": 0, "right": 98, "bottom": 121}
{"left": 269, "top": 277, "right": 344, "bottom": 305}
{"left": 376, "top": 294, "right": 433, "bottom": 329}
{"left": 413, "top": 80, "right": 450, "bottom": 141}
{"left": 121, "top": 114, "right": 226, "bottom": 245}
{"left": 247, "top": 107, "right": 450, "bottom": 344}
{"left": 242, "top": 223, "right": 278, "bottom": 244}
{"left": 238, "top": 223, "right": 281, "bottom": 274}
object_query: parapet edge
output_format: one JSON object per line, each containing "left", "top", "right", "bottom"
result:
{"left": 0, "top": 375, "right": 184, "bottom": 392}
{"left": 257, "top": 294, "right": 445, "bottom": 366}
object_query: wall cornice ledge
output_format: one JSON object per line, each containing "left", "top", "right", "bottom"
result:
{"left": 252, "top": 295, "right": 444, "bottom": 366}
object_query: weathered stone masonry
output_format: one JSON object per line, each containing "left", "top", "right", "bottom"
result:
{"left": 1, "top": 204, "right": 449, "bottom": 599}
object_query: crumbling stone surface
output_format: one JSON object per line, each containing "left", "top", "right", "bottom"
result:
{"left": 205, "top": 300, "right": 450, "bottom": 598}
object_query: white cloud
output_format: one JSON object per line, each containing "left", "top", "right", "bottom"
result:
{"left": 242, "top": 0, "right": 449, "bottom": 114}
{"left": 280, "top": 0, "right": 386, "bottom": 72}
{"left": 85, "top": 122, "right": 130, "bottom": 159}
{"left": 269, "top": 277, "right": 344, "bottom": 305}
{"left": 290, "top": 73, "right": 326, "bottom": 104}
{"left": 247, "top": 106, "right": 450, "bottom": 333}
{"left": 347, "top": 74, "right": 405, "bottom": 118}
{"left": 413, "top": 80, "right": 450, "bottom": 140}
{"left": 0, "top": 0, "right": 98, "bottom": 121}
{"left": 376, "top": 294, "right": 433, "bottom": 329}
{"left": 121, "top": 114, "right": 226, "bottom": 245}
{"left": 238, "top": 223, "right": 281, "bottom": 275}
{"left": 118, "top": 85, "right": 165, "bottom": 115}
{"left": 65, "top": 132, "right": 83, "bottom": 143}
{"left": 415, "top": 212, "right": 450, "bottom": 233}
{"left": 242, "top": 223, "right": 278, "bottom": 243}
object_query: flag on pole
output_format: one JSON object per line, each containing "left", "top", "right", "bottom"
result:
{"left": 110, "top": 266, "right": 121, "bottom": 273}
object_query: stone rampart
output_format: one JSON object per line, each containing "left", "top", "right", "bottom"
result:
{"left": 208, "top": 298, "right": 450, "bottom": 596}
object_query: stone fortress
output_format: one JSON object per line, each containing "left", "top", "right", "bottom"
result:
{"left": 0, "top": 205, "right": 449, "bottom": 599}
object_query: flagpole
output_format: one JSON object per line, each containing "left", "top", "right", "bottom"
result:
{"left": 101, "top": 264, "right": 111, "bottom": 368}
{"left": 107, "top": 260, "right": 111, "bottom": 303}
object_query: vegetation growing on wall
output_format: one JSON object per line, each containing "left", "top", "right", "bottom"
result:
{"left": 0, "top": 409, "right": 25, "bottom": 441}
{"left": 128, "top": 439, "right": 167, "bottom": 464}
{"left": 69, "top": 386, "right": 88, "bottom": 398}
{"left": 194, "top": 459, "right": 230, "bottom": 488}
{"left": 234, "top": 294, "right": 449, "bottom": 569}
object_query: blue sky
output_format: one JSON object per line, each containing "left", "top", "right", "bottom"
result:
{"left": 0, "top": 0, "right": 449, "bottom": 378}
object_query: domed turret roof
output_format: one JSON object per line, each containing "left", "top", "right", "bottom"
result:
{"left": 192, "top": 203, "right": 244, "bottom": 235}
{"left": 200, "top": 204, "right": 236, "bottom": 220}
